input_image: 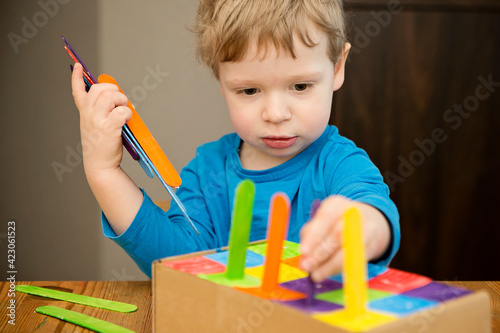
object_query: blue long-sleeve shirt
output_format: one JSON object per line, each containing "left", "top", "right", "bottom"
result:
{"left": 102, "top": 126, "right": 400, "bottom": 278}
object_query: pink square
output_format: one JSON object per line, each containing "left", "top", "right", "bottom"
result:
{"left": 368, "top": 268, "right": 431, "bottom": 293}
{"left": 163, "top": 256, "right": 226, "bottom": 275}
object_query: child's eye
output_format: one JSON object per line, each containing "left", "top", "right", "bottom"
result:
{"left": 292, "top": 83, "right": 311, "bottom": 92}
{"left": 238, "top": 88, "right": 259, "bottom": 96}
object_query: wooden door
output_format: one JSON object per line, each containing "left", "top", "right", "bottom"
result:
{"left": 333, "top": 0, "right": 500, "bottom": 279}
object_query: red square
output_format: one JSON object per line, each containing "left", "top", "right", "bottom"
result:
{"left": 162, "top": 256, "right": 226, "bottom": 275}
{"left": 368, "top": 268, "right": 431, "bottom": 293}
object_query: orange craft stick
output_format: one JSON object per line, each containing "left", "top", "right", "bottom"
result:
{"left": 98, "top": 74, "right": 181, "bottom": 188}
{"left": 261, "top": 193, "right": 290, "bottom": 294}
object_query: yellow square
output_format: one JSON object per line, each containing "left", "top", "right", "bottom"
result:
{"left": 245, "top": 263, "right": 308, "bottom": 283}
{"left": 313, "top": 310, "right": 397, "bottom": 332}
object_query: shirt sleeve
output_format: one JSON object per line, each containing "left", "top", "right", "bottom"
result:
{"left": 100, "top": 155, "right": 220, "bottom": 278}
{"left": 326, "top": 142, "right": 401, "bottom": 267}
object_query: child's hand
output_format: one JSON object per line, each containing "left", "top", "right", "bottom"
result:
{"left": 299, "top": 196, "right": 391, "bottom": 282}
{"left": 71, "top": 63, "right": 132, "bottom": 175}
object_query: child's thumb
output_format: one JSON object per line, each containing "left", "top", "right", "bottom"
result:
{"left": 71, "top": 63, "right": 87, "bottom": 109}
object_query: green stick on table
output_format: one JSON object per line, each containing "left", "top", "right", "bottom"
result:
{"left": 36, "top": 306, "right": 135, "bottom": 333}
{"left": 16, "top": 285, "right": 137, "bottom": 313}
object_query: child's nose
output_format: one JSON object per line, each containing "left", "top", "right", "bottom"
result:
{"left": 261, "top": 94, "right": 291, "bottom": 123}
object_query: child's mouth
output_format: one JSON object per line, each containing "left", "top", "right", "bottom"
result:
{"left": 262, "top": 136, "right": 298, "bottom": 149}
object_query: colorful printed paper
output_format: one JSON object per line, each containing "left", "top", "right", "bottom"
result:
{"left": 163, "top": 243, "right": 472, "bottom": 331}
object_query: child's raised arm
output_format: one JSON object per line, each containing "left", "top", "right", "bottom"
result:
{"left": 299, "top": 195, "right": 391, "bottom": 282}
{"left": 72, "top": 63, "right": 143, "bottom": 235}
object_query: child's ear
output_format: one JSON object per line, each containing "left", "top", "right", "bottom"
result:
{"left": 333, "top": 42, "right": 351, "bottom": 92}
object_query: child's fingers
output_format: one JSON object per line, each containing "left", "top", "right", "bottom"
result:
{"left": 300, "top": 196, "right": 349, "bottom": 264}
{"left": 304, "top": 234, "right": 340, "bottom": 270}
{"left": 300, "top": 227, "right": 338, "bottom": 273}
{"left": 71, "top": 63, "right": 87, "bottom": 109}
{"left": 92, "top": 90, "right": 129, "bottom": 119}
{"left": 300, "top": 196, "right": 358, "bottom": 274}
{"left": 310, "top": 250, "right": 343, "bottom": 282}
{"left": 71, "top": 64, "right": 125, "bottom": 115}
{"left": 105, "top": 106, "right": 133, "bottom": 133}
{"left": 301, "top": 219, "right": 343, "bottom": 273}
{"left": 300, "top": 206, "right": 335, "bottom": 257}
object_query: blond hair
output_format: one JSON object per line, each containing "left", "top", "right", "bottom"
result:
{"left": 194, "top": 0, "right": 347, "bottom": 79}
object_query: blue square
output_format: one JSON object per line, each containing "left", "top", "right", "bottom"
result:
{"left": 369, "top": 295, "right": 438, "bottom": 316}
{"left": 204, "top": 250, "right": 265, "bottom": 268}
{"left": 328, "top": 263, "right": 389, "bottom": 283}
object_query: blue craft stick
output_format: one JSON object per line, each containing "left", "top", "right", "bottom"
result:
{"left": 122, "top": 130, "right": 151, "bottom": 171}
{"left": 122, "top": 126, "right": 200, "bottom": 235}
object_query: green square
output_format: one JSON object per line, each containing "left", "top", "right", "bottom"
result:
{"left": 317, "top": 289, "right": 393, "bottom": 305}
{"left": 248, "top": 240, "right": 301, "bottom": 259}
{"left": 247, "top": 243, "right": 267, "bottom": 256}
{"left": 282, "top": 240, "right": 301, "bottom": 258}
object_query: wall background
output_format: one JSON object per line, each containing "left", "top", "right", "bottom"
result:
{"left": 1, "top": 0, "right": 231, "bottom": 281}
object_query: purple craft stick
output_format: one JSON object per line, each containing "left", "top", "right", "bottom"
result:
{"left": 306, "top": 199, "right": 321, "bottom": 307}
{"left": 61, "top": 35, "right": 98, "bottom": 83}
{"left": 306, "top": 275, "right": 315, "bottom": 308}
{"left": 66, "top": 41, "right": 140, "bottom": 161}
{"left": 122, "top": 132, "right": 140, "bottom": 161}
{"left": 310, "top": 199, "right": 321, "bottom": 217}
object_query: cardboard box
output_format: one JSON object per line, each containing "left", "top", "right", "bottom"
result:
{"left": 153, "top": 244, "right": 490, "bottom": 333}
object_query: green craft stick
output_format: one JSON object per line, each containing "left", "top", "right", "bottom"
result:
{"left": 226, "top": 180, "right": 255, "bottom": 280}
{"left": 16, "top": 285, "right": 137, "bottom": 313}
{"left": 36, "top": 306, "right": 135, "bottom": 333}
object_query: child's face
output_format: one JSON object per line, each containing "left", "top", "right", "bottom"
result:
{"left": 219, "top": 29, "right": 348, "bottom": 170}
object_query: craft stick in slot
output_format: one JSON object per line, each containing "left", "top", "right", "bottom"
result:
{"left": 226, "top": 180, "right": 255, "bottom": 280}
{"left": 342, "top": 207, "right": 368, "bottom": 319}
{"left": 260, "top": 193, "right": 290, "bottom": 294}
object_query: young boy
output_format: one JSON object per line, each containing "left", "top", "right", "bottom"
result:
{"left": 71, "top": 0, "right": 400, "bottom": 281}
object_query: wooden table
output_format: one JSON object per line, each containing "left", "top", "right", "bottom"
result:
{"left": 0, "top": 281, "right": 151, "bottom": 332}
{"left": 0, "top": 281, "right": 498, "bottom": 332}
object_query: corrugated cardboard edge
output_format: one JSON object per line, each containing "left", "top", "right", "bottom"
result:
{"left": 153, "top": 247, "right": 491, "bottom": 333}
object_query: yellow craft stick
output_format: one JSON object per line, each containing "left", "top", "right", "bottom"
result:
{"left": 342, "top": 207, "right": 368, "bottom": 320}
{"left": 313, "top": 208, "right": 396, "bottom": 330}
